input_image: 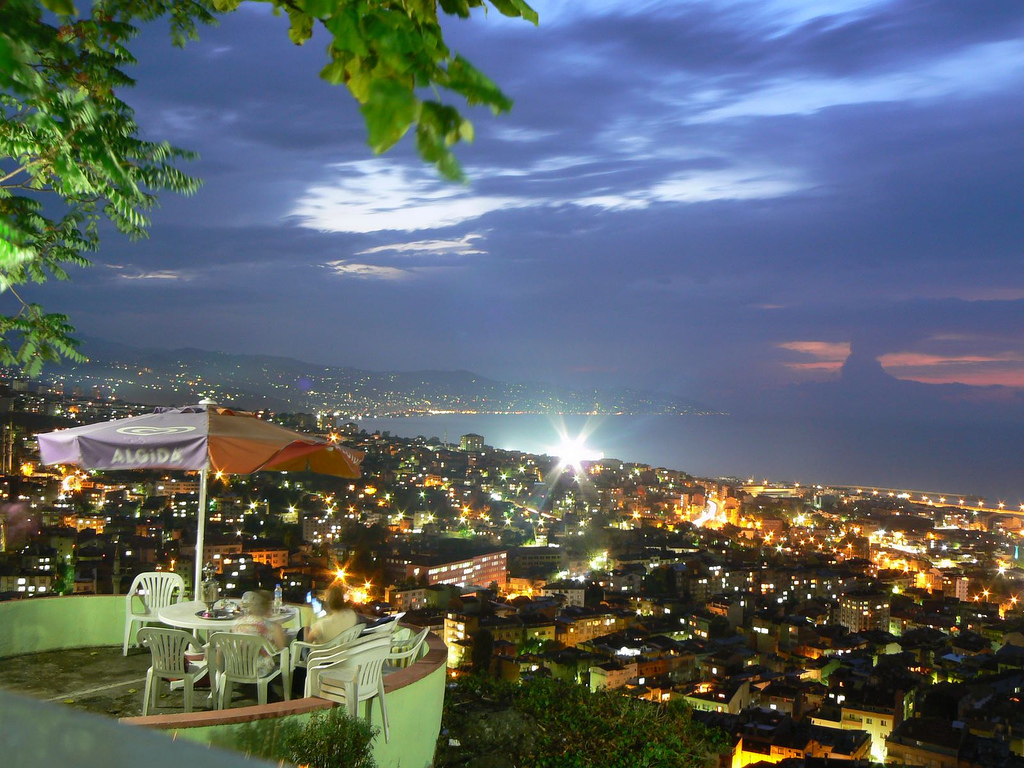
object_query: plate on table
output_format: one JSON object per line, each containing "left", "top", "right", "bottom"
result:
{"left": 196, "top": 607, "right": 239, "bottom": 620}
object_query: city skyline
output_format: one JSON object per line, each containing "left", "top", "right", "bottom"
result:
{"left": 22, "top": 1, "right": 1024, "bottom": 423}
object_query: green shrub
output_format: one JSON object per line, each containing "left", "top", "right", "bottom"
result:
{"left": 282, "top": 708, "right": 377, "bottom": 768}
{"left": 225, "top": 707, "right": 377, "bottom": 768}
{"left": 438, "top": 676, "right": 729, "bottom": 768}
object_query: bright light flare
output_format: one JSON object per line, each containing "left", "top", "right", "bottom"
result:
{"left": 549, "top": 434, "right": 603, "bottom": 473}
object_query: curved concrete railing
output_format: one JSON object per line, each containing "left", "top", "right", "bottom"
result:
{"left": 0, "top": 594, "right": 125, "bottom": 657}
{"left": 0, "top": 594, "right": 313, "bottom": 657}
{"left": 0, "top": 595, "right": 446, "bottom": 768}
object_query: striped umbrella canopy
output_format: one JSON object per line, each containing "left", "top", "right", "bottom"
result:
{"left": 38, "top": 402, "right": 363, "bottom": 596}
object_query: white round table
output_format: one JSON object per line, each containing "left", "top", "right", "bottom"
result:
{"left": 156, "top": 600, "right": 299, "bottom": 703}
{"left": 158, "top": 600, "right": 298, "bottom": 632}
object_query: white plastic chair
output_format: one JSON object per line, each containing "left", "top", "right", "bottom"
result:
{"left": 306, "top": 634, "right": 393, "bottom": 741}
{"left": 123, "top": 571, "right": 186, "bottom": 655}
{"left": 290, "top": 622, "right": 364, "bottom": 677}
{"left": 360, "top": 612, "right": 406, "bottom": 636}
{"left": 386, "top": 626, "right": 429, "bottom": 671}
{"left": 209, "top": 632, "right": 291, "bottom": 709}
{"left": 137, "top": 626, "right": 207, "bottom": 716}
{"left": 304, "top": 630, "right": 389, "bottom": 675}
{"left": 392, "top": 625, "right": 414, "bottom": 642}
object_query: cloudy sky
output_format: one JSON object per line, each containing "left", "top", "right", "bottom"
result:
{"left": 36, "top": 0, "right": 1024, "bottom": 416}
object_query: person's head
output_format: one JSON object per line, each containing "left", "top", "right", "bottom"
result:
{"left": 324, "top": 584, "right": 348, "bottom": 613}
{"left": 241, "top": 589, "right": 272, "bottom": 617}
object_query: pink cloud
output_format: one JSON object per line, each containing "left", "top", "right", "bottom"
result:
{"left": 879, "top": 352, "right": 1014, "bottom": 367}
{"left": 880, "top": 350, "right": 1024, "bottom": 388}
{"left": 902, "top": 371, "right": 1024, "bottom": 387}
{"left": 783, "top": 361, "right": 846, "bottom": 370}
{"left": 778, "top": 340, "right": 851, "bottom": 360}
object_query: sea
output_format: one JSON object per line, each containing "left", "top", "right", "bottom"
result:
{"left": 357, "top": 414, "right": 1024, "bottom": 506}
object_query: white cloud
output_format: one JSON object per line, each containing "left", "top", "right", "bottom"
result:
{"left": 153, "top": 106, "right": 238, "bottom": 137}
{"left": 471, "top": 154, "right": 599, "bottom": 179}
{"left": 690, "top": 39, "right": 1024, "bottom": 123}
{"left": 323, "top": 262, "right": 408, "bottom": 280}
{"left": 572, "top": 166, "right": 805, "bottom": 210}
{"left": 116, "top": 269, "right": 187, "bottom": 281}
{"left": 289, "top": 161, "right": 535, "bottom": 233}
{"left": 490, "top": 126, "right": 559, "bottom": 143}
{"left": 291, "top": 156, "right": 804, "bottom": 233}
{"left": 356, "top": 234, "right": 487, "bottom": 257}
{"left": 527, "top": 0, "right": 885, "bottom": 29}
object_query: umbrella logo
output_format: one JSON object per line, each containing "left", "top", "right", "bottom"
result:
{"left": 116, "top": 426, "right": 197, "bottom": 436}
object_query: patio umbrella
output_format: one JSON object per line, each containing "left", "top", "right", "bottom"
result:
{"left": 37, "top": 400, "right": 363, "bottom": 598}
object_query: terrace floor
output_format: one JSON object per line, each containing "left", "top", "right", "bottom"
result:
{"left": 0, "top": 646, "right": 282, "bottom": 717}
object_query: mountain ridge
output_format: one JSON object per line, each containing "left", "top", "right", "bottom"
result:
{"left": 46, "top": 337, "right": 719, "bottom": 417}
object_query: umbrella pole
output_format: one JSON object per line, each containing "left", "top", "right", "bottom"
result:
{"left": 194, "top": 467, "right": 208, "bottom": 600}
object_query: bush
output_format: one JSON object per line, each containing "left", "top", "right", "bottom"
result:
{"left": 283, "top": 708, "right": 378, "bottom": 768}
{"left": 226, "top": 707, "right": 377, "bottom": 768}
{"left": 438, "top": 676, "right": 729, "bottom": 768}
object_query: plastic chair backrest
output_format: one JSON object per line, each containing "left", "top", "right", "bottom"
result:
{"left": 318, "top": 635, "right": 391, "bottom": 702}
{"left": 362, "top": 612, "right": 406, "bottom": 635}
{"left": 351, "top": 639, "right": 390, "bottom": 700}
{"left": 137, "top": 626, "right": 197, "bottom": 675}
{"left": 334, "top": 623, "right": 365, "bottom": 645}
{"left": 388, "top": 627, "right": 429, "bottom": 668}
{"left": 309, "top": 621, "right": 364, "bottom": 653}
{"left": 306, "top": 630, "right": 383, "bottom": 670}
{"left": 211, "top": 633, "right": 277, "bottom": 679}
{"left": 128, "top": 571, "right": 185, "bottom": 612}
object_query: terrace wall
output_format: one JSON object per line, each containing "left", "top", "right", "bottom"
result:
{"left": 0, "top": 594, "right": 124, "bottom": 656}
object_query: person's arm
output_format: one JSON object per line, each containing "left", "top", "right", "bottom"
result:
{"left": 306, "top": 621, "right": 322, "bottom": 644}
{"left": 270, "top": 622, "right": 287, "bottom": 651}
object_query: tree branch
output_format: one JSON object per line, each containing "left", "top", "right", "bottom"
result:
{"left": 0, "top": 165, "right": 33, "bottom": 185}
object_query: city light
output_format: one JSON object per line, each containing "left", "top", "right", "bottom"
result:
{"left": 550, "top": 435, "right": 603, "bottom": 473}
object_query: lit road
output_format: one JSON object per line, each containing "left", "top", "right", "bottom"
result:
{"left": 835, "top": 485, "right": 1023, "bottom": 515}
{"left": 694, "top": 498, "right": 718, "bottom": 527}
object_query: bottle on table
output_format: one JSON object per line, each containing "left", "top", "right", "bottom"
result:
{"left": 273, "top": 583, "right": 283, "bottom": 611}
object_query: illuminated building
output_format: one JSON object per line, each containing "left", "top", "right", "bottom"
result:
{"left": 390, "top": 550, "right": 507, "bottom": 587}
{"left": 838, "top": 592, "right": 890, "bottom": 633}
{"left": 459, "top": 433, "right": 484, "bottom": 452}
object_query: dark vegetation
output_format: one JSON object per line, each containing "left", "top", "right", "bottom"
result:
{"left": 436, "top": 676, "right": 729, "bottom": 768}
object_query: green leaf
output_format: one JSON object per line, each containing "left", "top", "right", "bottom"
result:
{"left": 438, "top": 0, "right": 472, "bottom": 18}
{"left": 324, "top": 7, "right": 368, "bottom": 57}
{"left": 360, "top": 79, "right": 420, "bottom": 153}
{"left": 320, "top": 60, "right": 348, "bottom": 86}
{"left": 513, "top": 0, "right": 539, "bottom": 25}
{"left": 0, "top": 36, "right": 18, "bottom": 81}
{"left": 287, "top": 8, "right": 314, "bottom": 45}
{"left": 40, "top": 0, "right": 76, "bottom": 15}
{"left": 446, "top": 55, "right": 513, "bottom": 113}
{"left": 301, "top": 0, "right": 338, "bottom": 17}
{"left": 488, "top": 0, "right": 538, "bottom": 23}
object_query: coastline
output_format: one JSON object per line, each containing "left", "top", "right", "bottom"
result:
{"left": 357, "top": 413, "right": 1024, "bottom": 505}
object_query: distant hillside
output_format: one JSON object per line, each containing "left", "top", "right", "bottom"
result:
{"left": 44, "top": 338, "right": 718, "bottom": 417}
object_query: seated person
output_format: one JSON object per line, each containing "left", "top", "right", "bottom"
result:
{"left": 233, "top": 590, "right": 286, "bottom": 674}
{"left": 306, "top": 584, "right": 359, "bottom": 644}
